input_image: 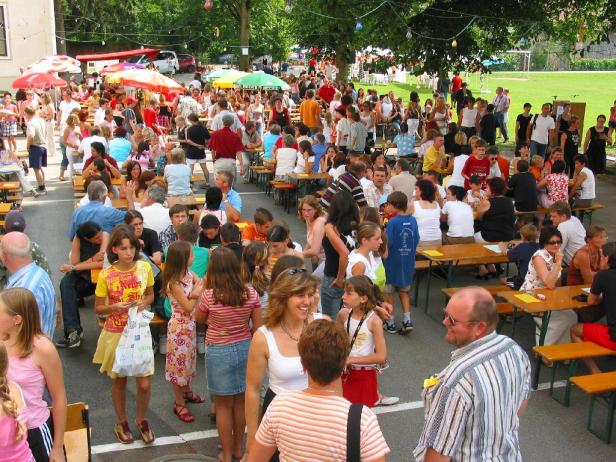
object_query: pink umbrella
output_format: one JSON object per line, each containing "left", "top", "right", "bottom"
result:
{"left": 100, "top": 61, "right": 146, "bottom": 75}
{"left": 12, "top": 73, "right": 68, "bottom": 89}
{"left": 26, "top": 55, "right": 82, "bottom": 74}
{"left": 107, "top": 69, "right": 184, "bottom": 94}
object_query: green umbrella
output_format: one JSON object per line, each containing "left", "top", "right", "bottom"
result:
{"left": 234, "top": 71, "right": 290, "bottom": 90}
{"left": 205, "top": 68, "right": 233, "bottom": 82}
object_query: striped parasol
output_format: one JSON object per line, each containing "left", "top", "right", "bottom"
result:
{"left": 26, "top": 55, "right": 82, "bottom": 74}
{"left": 107, "top": 69, "right": 184, "bottom": 94}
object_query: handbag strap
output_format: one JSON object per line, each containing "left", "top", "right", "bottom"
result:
{"left": 346, "top": 403, "right": 364, "bottom": 462}
{"left": 346, "top": 311, "right": 368, "bottom": 351}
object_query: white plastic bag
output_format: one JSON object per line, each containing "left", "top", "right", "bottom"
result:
{"left": 112, "top": 307, "right": 155, "bottom": 377}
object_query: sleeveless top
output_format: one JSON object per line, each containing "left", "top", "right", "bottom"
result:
{"left": 433, "top": 109, "right": 448, "bottom": 134}
{"left": 0, "top": 383, "right": 34, "bottom": 462}
{"left": 7, "top": 338, "right": 50, "bottom": 429}
{"left": 520, "top": 249, "right": 559, "bottom": 291}
{"left": 567, "top": 245, "right": 601, "bottom": 286}
{"left": 577, "top": 167, "right": 595, "bottom": 200}
{"left": 346, "top": 250, "right": 379, "bottom": 280}
{"left": 360, "top": 113, "right": 374, "bottom": 133}
{"left": 413, "top": 201, "right": 442, "bottom": 242}
{"left": 347, "top": 311, "right": 376, "bottom": 361}
{"left": 481, "top": 196, "right": 515, "bottom": 242}
{"left": 259, "top": 314, "right": 324, "bottom": 395}
{"left": 587, "top": 126, "right": 607, "bottom": 153}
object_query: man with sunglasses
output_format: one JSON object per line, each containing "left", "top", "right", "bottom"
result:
{"left": 414, "top": 287, "right": 531, "bottom": 462}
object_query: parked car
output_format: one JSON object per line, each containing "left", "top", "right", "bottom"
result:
{"left": 126, "top": 50, "right": 179, "bottom": 74}
{"left": 177, "top": 54, "right": 196, "bottom": 73}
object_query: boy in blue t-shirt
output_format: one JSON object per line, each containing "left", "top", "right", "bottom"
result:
{"left": 502, "top": 223, "right": 539, "bottom": 289}
{"left": 383, "top": 191, "right": 420, "bottom": 334}
{"left": 311, "top": 133, "right": 327, "bottom": 173}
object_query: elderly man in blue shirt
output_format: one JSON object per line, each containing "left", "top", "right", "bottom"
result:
{"left": 0, "top": 232, "right": 57, "bottom": 337}
{"left": 68, "top": 180, "right": 126, "bottom": 240}
{"left": 214, "top": 170, "right": 242, "bottom": 222}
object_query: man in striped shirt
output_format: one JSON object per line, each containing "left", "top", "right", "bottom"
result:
{"left": 414, "top": 287, "right": 531, "bottom": 462}
{"left": 1, "top": 232, "right": 56, "bottom": 337}
{"left": 320, "top": 161, "right": 368, "bottom": 210}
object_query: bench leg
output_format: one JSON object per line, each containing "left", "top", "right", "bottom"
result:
{"left": 587, "top": 393, "right": 616, "bottom": 444}
{"left": 423, "top": 261, "right": 434, "bottom": 313}
{"left": 532, "top": 355, "right": 542, "bottom": 390}
{"left": 550, "top": 360, "right": 577, "bottom": 407}
{"left": 511, "top": 308, "right": 518, "bottom": 338}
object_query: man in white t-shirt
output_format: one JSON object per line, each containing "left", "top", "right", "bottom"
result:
{"left": 57, "top": 89, "right": 81, "bottom": 130}
{"left": 135, "top": 186, "right": 171, "bottom": 234}
{"left": 77, "top": 127, "right": 109, "bottom": 164}
{"left": 527, "top": 103, "right": 555, "bottom": 158}
{"left": 94, "top": 99, "right": 109, "bottom": 127}
{"left": 549, "top": 200, "right": 586, "bottom": 266}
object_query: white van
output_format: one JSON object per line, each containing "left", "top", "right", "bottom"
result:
{"left": 126, "top": 50, "right": 179, "bottom": 74}
{"left": 86, "top": 59, "right": 119, "bottom": 75}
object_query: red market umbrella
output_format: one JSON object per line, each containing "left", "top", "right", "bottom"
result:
{"left": 107, "top": 69, "right": 184, "bottom": 94}
{"left": 100, "top": 61, "right": 146, "bottom": 75}
{"left": 12, "top": 73, "right": 68, "bottom": 89}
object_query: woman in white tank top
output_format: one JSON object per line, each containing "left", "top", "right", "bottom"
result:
{"left": 412, "top": 179, "right": 442, "bottom": 247}
{"left": 244, "top": 270, "right": 327, "bottom": 459}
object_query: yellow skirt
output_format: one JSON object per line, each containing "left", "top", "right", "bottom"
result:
{"left": 93, "top": 330, "right": 155, "bottom": 379}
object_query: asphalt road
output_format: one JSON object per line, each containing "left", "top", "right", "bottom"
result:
{"left": 15, "top": 137, "right": 616, "bottom": 461}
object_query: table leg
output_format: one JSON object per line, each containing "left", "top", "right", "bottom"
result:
{"left": 423, "top": 260, "right": 433, "bottom": 313}
{"left": 446, "top": 262, "right": 454, "bottom": 287}
{"left": 538, "top": 311, "right": 552, "bottom": 346}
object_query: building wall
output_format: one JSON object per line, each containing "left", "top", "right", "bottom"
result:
{"left": 0, "top": 0, "right": 56, "bottom": 91}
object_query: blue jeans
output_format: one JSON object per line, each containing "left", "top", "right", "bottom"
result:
{"left": 320, "top": 275, "right": 343, "bottom": 318}
{"left": 60, "top": 271, "right": 96, "bottom": 335}
{"left": 530, "top": 141, "right": 548, "bottom": 158}
{"left": 494, "top": 112, "right": 508, "bottom": 140}
{"left": 59, "top": 141, "right": 68, "bottom": 169}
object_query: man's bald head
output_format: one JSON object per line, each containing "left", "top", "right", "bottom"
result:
{"left": 451, "top": 287, "right": 498, "bottom": 332}
{"left": 1, "top": 232, "right": 32, "bottom": 259}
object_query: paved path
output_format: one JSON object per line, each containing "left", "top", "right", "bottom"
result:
{"left": 14, "top": 137, "right": 616, "bottom": 461}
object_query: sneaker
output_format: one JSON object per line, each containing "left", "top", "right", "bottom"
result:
{"left": 55, "top": 330, "right": 81, "bottom": 348}
{"left": 399, "top": 320, "right": 414, "bottom": 334}
{"left": 384, "top": 321, "right": 397, "bottom": 334}
{"left": 375, "top": 396, "right": 400, "bottom": 406}
{"left": 30, "top": 190, "right": 40, "bottom": 198}
{"left": 36, "top": 186, "right": 47, "bottom": 195}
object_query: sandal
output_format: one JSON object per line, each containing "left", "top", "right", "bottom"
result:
{"left": 114, "top": 421, "right": 134, "bottom": 444}
{"left": 173, "top": 403, "right": 195, "bottom": 423}
{"left": 184, "top": 390, "right": 206, "bottom": 403}
{"left": 135, "top": 419, "right": 156, "bottom": 444}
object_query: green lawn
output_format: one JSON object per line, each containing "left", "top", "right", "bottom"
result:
{"left": 353, "top": 71, "right": 616, "bottom": 154}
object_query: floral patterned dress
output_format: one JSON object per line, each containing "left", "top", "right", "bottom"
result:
{"left": 165, "top": 271, "right": 196, "bottom": 387}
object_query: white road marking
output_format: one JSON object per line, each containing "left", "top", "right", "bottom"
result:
{"left": 91, "top": 381, "right": 566, "bottom": 454}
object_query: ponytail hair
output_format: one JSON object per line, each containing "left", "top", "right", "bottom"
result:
{"left": 344, "top": 275, "right": 383, "bottom": 314}
{"left": 0, "top": 342, "right": 26, "bottom": 441}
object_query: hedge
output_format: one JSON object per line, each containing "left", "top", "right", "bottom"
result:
{"left": 570, "top": 58, "right": 616, "bottom": 71}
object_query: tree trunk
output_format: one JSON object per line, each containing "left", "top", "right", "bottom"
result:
{"left": 239, "top": 0, "right": 250, "bottom": 70}
{"left": 335, "top": 42, "right": 350, "bottom": 81}
{"left": 54, "top": 0, "right": 67, "bottom": 55}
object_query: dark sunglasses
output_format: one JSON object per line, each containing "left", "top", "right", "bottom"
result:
{"left": 547, "top": 240, "right": 562, "bottom": 245}
{"left": 285, "top": 267, "right": 307, "bottom": 276}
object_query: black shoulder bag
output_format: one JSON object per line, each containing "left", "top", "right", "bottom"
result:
{"left": 346, "top": 403, "right": 364, "bottom": 462}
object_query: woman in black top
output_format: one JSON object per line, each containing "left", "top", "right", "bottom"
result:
{"left": 475, "top": 177, "right": 515, "bottom": 278}
{"left": 270, "top": 97, "right": 290, "bottom": 129}
{"left": 321, "top": 191, "right": 359, "bottom": 318}
{"left": 583, "top": 114, "right": 609, "bottom": 174}
{"left": 560, "top": 115, "right": 580, "bottom": 178}
{"left": 185, "top": 113, "right": 211, "bottom": 181}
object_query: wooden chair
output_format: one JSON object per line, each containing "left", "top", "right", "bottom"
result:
{"left": 532, "top": 342, "right": 616, "bottom": 405}
{"left": 571, "top": 371, "right": 616, "bottom": 443}
{"left": 64, "top": 402, "right": 92, "bottom": 461}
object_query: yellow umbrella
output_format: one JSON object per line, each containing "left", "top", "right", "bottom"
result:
{"left": 211, "top": 70, "right": 248, "bottom": 88}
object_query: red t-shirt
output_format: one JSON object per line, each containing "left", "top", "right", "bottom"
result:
{"left": 461, "top": 155, "right": 491, "bottom": 189}
{"left": 451, "top": 75, "right": 463, "bottom": 93}
{"left": 209, "top": 127, "right": 244, "bottom": 159}
{"left": 143, "top": 108, "right": 160, "bottom": 134}
{"left": 274, "top": 137, "right": 299, "bottom": 151}
{"left": 318, "top": 84, "right": 335, "bottom": 104}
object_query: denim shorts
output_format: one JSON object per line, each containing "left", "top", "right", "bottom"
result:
{"left": 205, "top": 339, "right": 250, "bottom": 396}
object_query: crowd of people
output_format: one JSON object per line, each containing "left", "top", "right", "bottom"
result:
{"left": 0, "top": 61, "right": 614, "bottom": 462}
